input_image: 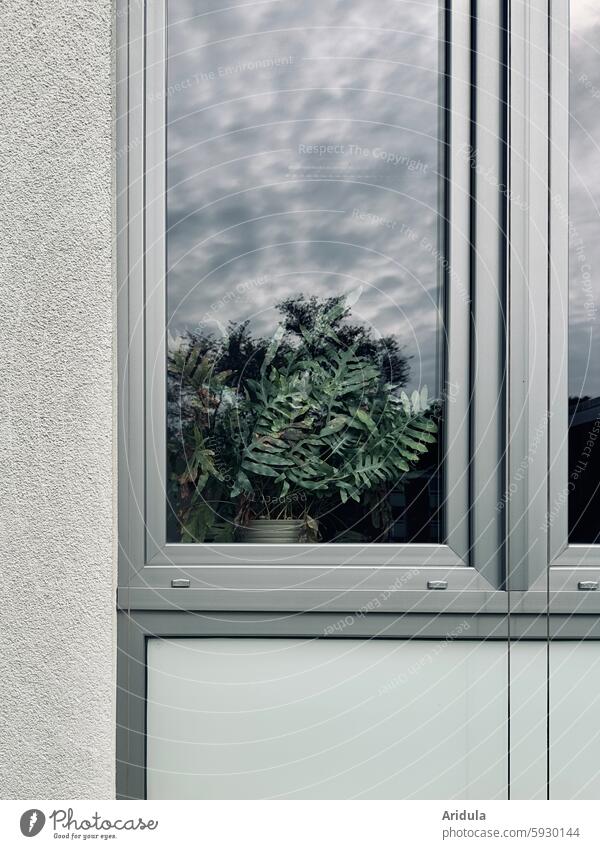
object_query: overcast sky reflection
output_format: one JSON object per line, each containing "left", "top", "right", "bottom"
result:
{"left": 166, "top": 0, "right": 442, "bottom": 394}
{"left": 570, "top": 1, "right": 600, "bottom": 398}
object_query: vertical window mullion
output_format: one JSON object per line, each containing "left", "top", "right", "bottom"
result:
{"left": 470, "top": 0, "right": 508, "bottom": 588}
{"left": 445, "top": 0, "right": 473, "bottom": 566}
{"left": 547, "top": 0, "right": 570, "bottom": 564}
{"left": 145, "top": 0, "right": 168, "bottom": 563}
{"left": 506, "top": 0, "right": 550, "bottom": 593}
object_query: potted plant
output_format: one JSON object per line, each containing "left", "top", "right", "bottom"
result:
{"left": 229, "top": 297, "right": 438, "bottom": 543}
{"left": 167, "top": 294, "right": 438, "bottom": 544}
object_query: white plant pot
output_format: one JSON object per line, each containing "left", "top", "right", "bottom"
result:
{"left": 240, "top": 518, "right": 303, "bottom": 544}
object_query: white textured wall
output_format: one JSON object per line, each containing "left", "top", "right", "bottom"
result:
{"left": 0, "top": 1, "right": 115, "bottom": 798}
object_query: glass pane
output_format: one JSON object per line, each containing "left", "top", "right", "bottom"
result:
{"left": 166, "top": 0, "right": 444, "bottom": 544}
{"left": 568, "top": 1, "right": 600, "bottom": 542}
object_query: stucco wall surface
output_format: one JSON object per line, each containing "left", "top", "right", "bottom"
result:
{"left": 0, "top": 1, "right": 115, "bottom": 798}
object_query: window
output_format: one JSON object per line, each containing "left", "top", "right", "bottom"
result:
{"left": 119, "top": 0, "right": 508, "bottom": 604}
{"left": 116, "top": 0, "right": 600, "bottom": 804}
{"left": 165, "top": 1, "right": 444, "bottom": 546}
{"left": 544, "top": 0, "right": 600, "bottom": 577}
{"left": 568, "top": 1, "right": 600, "bottom": 544}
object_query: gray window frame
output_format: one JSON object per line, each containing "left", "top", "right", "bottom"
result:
{"left": 544, "top": 0, "right": 600, "bottom": 584}
{"left": 117, "top": 0, "right": 600, "bottom": 612}
{"left": 511, "top": 0, "right": 600, "bottom": 594}
{"left": 116, "top": 0, "right": 600, "bottom": 803}
{"left": 118, "top": 0, "right": 518, "bottom": 611}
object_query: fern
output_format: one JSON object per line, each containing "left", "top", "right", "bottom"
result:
{"left": 168, "top": 295, "right": 438, "bottom": 536}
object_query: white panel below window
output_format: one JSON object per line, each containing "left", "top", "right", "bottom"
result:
{"left": 508, "top": 641, "right": 548, "bottom": 800}
{"left": 147, "top": 638, "right": 508, "bottom": 799}
{"left": 550, "top": 642, "right": 600, "bottom": 799}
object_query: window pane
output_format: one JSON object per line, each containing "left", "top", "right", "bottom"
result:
{"left": 166, "top": 0, "right": 444, "bottom": 544}
{"left": 569, "top": 1, "right": 600, "bottom": 542}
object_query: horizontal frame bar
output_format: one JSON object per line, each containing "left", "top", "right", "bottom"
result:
{"left": 117, "top": 586, "right": 600, "bottom": 614}
{"left": 147, "top": 542, "right": 464, "bottom": 568}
